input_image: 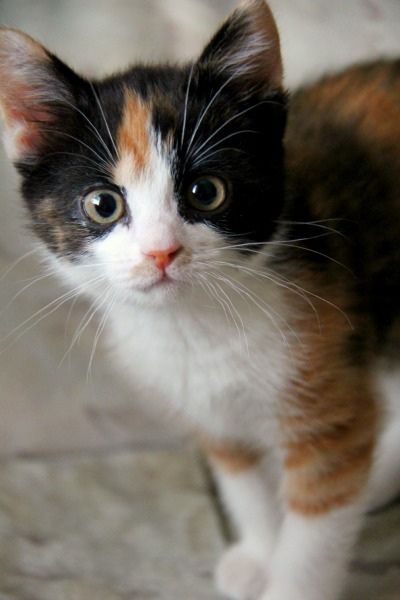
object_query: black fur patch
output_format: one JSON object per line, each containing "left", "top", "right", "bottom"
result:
{"left": 283, "top": 60, "right": 400, "bottom": 356}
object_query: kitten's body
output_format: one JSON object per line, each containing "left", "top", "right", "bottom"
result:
{"left": 109, "top": 58, "right": 400, "bottom": 452}
{"left": 0, "top": 1, "right": 399, "bottom": 599}
{"left": 109, "top": 272, "right": 291, "bottom": 444}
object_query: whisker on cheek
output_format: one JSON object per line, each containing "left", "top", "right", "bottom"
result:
{"left": 0, "top": 274, "right": 107, "bottom": 354}
{"left": 58, "top": 283, "right": 112, "bottom": 368}
{"left": 87, "top": 287, "right": 118, "bottom": 381}
{"left": 0, "top": 246, "right": 42, "bottom": 283}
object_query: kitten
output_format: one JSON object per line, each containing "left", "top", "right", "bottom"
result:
{"left": 0, "top": 1, "right": 399, "bottom": 599}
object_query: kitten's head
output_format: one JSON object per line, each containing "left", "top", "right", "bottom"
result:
{"left": 0, "top": 0, "right": 286, "bottom": 307}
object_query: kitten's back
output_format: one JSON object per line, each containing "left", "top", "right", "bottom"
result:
{"left": 285, "top": 60, "right": 400, "bottom": 361}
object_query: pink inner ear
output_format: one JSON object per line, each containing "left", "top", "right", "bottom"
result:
{"left": 3, "top": 95, "right": 56, "bottom": 158}
{"left": 12, "top": 123, "right": 44, "bottom": 157}
{"left": 0, "top": 29, "right": 64, "bottom": 159}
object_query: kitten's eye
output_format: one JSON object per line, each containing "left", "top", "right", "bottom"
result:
{"left": 187, "top": 176, "right": 226, "bottom": 212}
{"left": 83, "top": 189, "right": 125, "bottom": 225}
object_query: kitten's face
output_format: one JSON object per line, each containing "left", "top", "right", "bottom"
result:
{"left": 0, "top": 0, "right": 286, "bottom": 307}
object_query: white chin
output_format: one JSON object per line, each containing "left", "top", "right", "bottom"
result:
{"left": 128, "top": 278, "right": 186, "bottom": 306}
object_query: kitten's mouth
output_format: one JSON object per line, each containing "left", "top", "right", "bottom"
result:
{"left": 152, "top": 273, "right": 172, "bottom": 287}
{"left": 141, "top": 272, "right": 177, "bottom": 292}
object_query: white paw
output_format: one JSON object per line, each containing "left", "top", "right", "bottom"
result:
{"left": 216, "top": 542, "right": 268, "bottom": 600}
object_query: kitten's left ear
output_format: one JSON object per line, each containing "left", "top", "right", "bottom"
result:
{"left": 0, "top": 28, "right": 78, "bottom": 162}
{"left": 199, "top": 0, "right": 283, "bottom": 91}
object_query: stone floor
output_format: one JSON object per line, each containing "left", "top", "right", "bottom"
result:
{"left": 0, "top": 451, "right": 224, "bottom": 600}
{"left": 0, "top": 449, "right": 399, "bottom": 600}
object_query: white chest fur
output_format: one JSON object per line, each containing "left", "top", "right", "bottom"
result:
{"left": 108, "top": 283, "right": 293, "bottom": 447}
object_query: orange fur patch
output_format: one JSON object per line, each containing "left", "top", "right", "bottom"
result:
{"left": 302, "top": 62, "right": 400, "bottom": 168}
{"left": 35, "top": 197, "right": 67, "bottom": 251}
{"left": 202, "top": 440, "right": 263, "bottom": 474}
{"left": 288, "top": 489, "right": 362, "bottom": 516}
{"left": 281, "top": 280, "right": 378, "bottom": 517}
{"left": 115, "top": 90, "right": 151, "bottom": 177}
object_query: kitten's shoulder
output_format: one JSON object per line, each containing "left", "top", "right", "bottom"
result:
{"left": 284, "top": 59, "right": 400, "bottom": 359}
{"left": 286, "top": 58, "right": 400, "bottom": 163}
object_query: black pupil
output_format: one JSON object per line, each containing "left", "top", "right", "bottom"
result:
{"left": 93, "top": 193, "right": 117, "bottom": 218}
{"left": 191, "top": 179, "right": 217, "bottom": 206}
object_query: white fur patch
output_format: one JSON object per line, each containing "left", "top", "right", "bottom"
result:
{"left": 52, "top": 124, "right": 295, "bottom": 443}
{"left": 212, "top": 455, "right": 281, "bottom": 599}
{"left": 262, "top": 501, "right": 365, "bottom": 600}
{"left": 216, "top": 542, "right": 267, "bottom": 600}
{"left": 368, "top": 366, "right": 400, "bottom": 509}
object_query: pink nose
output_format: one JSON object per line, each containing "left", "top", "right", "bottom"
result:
{"left": 145, "top": 244, "right": 182, "bottom": 270}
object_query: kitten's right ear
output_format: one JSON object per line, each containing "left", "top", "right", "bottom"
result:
{"left": 198, "top": 0, "right": 283, "bottom": 92}
{"left": 0, "top": 28, "right": 76, "bottom": 162}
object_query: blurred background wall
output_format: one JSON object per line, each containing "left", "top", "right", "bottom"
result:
{"left": 0, "top": 0, "right": 400, "bottom": 457}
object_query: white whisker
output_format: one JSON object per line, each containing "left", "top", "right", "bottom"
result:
{"left": 202, "top": 259, "right": 321, "bottom": 331}
{"left": 191, "top": 129, "right": 258, "bottom": 167}
{"left": 59, "top": 285, "right": 109, "bottom": 367}
{"left": 0, "top": 267, "right": 58, "bottom": 317}
{"left": 211, "top": 278, "right": 251, "bottom": 358}
{"left": 0, "top": 274, "right": 106, "bottom": 350}
{"left": 185, "top": 72, "right": 237, "bottom": 158}
{"left": 58, "top": 97, "right": 115, "bottom": 165}
{"left": 199, "top": 273, "right": 248, "bottom": 355}
{"left": 181, "top": 63, "right": 195, "bottom": 147}
{"left": 89, "top": 82, "right": 121, "bottom": 162}
{"left": 0, "top": 247, "right": 41, "bottom": 283}
{"left": 207, "top": 269, "right": 294, "bottom": 347}
{"left": 276, "top": 219, "right": 350, "bottom": 240}
{"left": 272, "top": 243, "right": 354, "bottom": 274}
{"left": 64, "top": 293, "right": 81, "bottom": 342}
{"left": 87, "top": 288, "right": 116, "bottom": 380}
{"left": 43, "top": 151, "right": 113, "bottom": 176}
{"left": 42, "top": 128, "right": 112, "bottom": 169}
{"left": 188, "top": 99, "right": 272, "bottom": 163}
{"left": 191, "top": 146, "right": 246, "bottom": 169}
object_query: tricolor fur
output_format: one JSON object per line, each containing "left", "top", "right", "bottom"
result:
{"left": 0, "top": 1, "right": 399, "bottom": 599}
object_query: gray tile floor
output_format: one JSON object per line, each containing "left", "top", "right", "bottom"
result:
{"left": 0, "top": 450, "right": 399, "bottom": 599}
{"left": 0, "top": 451, "right": 224, "bottom": 600}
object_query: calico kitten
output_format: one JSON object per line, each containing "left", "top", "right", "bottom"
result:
{"left": 0, "top": 1, "right": 399, "bottom": 599}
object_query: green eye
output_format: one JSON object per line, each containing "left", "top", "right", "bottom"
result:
{"left": 187, "top": 176, "right": 226, "bottom": 212}
{"left": 83, "top": 189, "right": 125, "bottom": 225}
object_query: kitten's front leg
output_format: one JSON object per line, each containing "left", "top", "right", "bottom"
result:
{"left": 260, "top": 390, "right": 377, "bottom": 600}
{"left": 260, "top": 501, "right": 364, "bottom": 600}
{"left": 203, "top": 442, "right": 281, "bottom": 600}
